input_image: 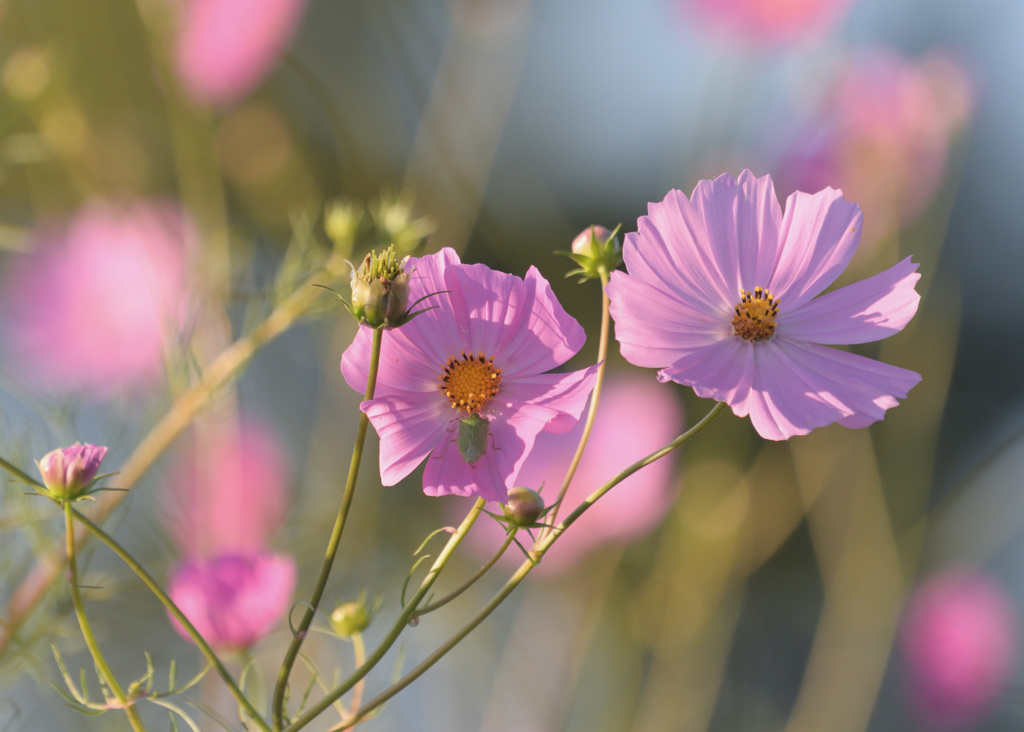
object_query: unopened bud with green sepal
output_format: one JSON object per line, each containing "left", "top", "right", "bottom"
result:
{"left": 561, "top": 225, "right": 622, "bottom": 282}
{"left": 503, "top": 487, "right": 546, "bottom": 528}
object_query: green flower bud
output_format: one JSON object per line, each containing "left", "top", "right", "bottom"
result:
{"left": 563, "top": 225, "right": 622, "bottom": 282}
{"left": 325, "top": 200, "right": 362, "bottom": 251}
{"left": 349, "top": 245, "right": 410, "bottom": 328}
{"left": 503, "top": 487, "right": 545, "bottom": 528}
{"left": 330, "top": 600, "right": 371, "bottom": 638}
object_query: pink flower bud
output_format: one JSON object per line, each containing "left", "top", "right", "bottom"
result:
{"left": 37, "top": 443, "right": 108, "bottom": 499}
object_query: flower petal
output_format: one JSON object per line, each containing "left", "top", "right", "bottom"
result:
{"left": 422, "top": 419, "right": 520, "bottom": 502}
{"left": 608, "top": 270, "right": 729, "bottom": 368}
{"left": 746, "top": 338, "right": 921, "bottom": 439}
{"left": 690, "top": 170, "right": 784, "bottom": 297}
{"left": 658, "top": 337, "right": 756, "bottom": 415}
{"left": 782, "top": 257, "right": 921, "bottom": 344}
{"left": 771, "top": 187, "right": 863, "bottom": 310}
{"left": 362, "top": 393, "right": 450, "bottom": 485}
{"left": 494, "top": 266, "right": 586, "bottom": 376}
{"left": 496, "top": 365, "right": 599, "bottom": 434}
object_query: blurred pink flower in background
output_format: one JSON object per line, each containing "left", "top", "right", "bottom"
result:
{"left": 163, "top": 418, "right": 297, "bottom": 652}
{"left": 462, "top": 374, "right": 684, "bottom": 574}
{"left": 782, "top": 51, "right": 974, "bottom": 250}
{"left": 1, "top": 201, "right": 190, "bottom": 396}
{"left": 681, "top": 0, "right": 855, "bottom": 45}
{"left": 173, "top": 0, "right": 310, "bottom": 106}
{"left": 899, "top": 567, "right": 1018, "bottom": 730}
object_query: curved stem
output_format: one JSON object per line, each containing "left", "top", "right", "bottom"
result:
{"left": 412, "top": 530, "right": 516, "bottom": 619}
{"left": 69, "top": 508, "right": 271, "bottom": 731}
{"left": 273, "top": 327, "right": 384, "bottom": 729}
{"left": 546, "top": 268, "right": 611, "bottom": 529}
{"left": 63, "top": 502, "right": 146, "bottom": 732}
{"left": 332, "top": 401, "right": 728, "bottom": 729}
{"left": 282, "top": 498, "right": 486, "bottom": 732}
{"left": 0, "top": 255, "right": 347, "bottom": 663}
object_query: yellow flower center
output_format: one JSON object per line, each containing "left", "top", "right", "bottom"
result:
{"left": 731, "top": 287, "right": 779, "bottom": 342}
{"left": 439, "top": 351, "right": 502, "bottom": 414}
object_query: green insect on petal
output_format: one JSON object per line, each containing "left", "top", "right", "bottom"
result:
{"left": 458, "top": 414, "right": 490, "bottom": 465}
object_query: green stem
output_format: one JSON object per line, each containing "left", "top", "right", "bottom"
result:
{"left": 282, "top": 498, "right": 486, "bottom": 732}
{"left": 546, "top": 268, "right": 611, "bottom": 529}
{"left": 273, "top": 326, "right": 384, "bottom": 729}
{"left": 0, "top": 455, "right": 44, "bottom": 490}
{"left": 0, "top": 255, "right": 348, "bottom": 663}
{"left": 411, "top": 530, "right": 516, "bottom": 619}
{"left": 332, "top": 401, "right": 728, "bottom": 729}
{"left": 63, "top": 502, "right": 146, "bottom": 732}
{"left": 69, "top": 509, "right": 271, "bottom": 731}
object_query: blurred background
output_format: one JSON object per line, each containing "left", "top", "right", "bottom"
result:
{"left": 1, "top": 0, "right": 1024, "bottom": 729}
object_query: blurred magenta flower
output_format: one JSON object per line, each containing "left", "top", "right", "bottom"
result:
{"left": 163, "top": 418, "right": 296, "bottom": 651}
{"left": 682, "top": 0, "right": 854, "bottom": 45}
{"left": 900, "top": 568, "right": 1017, "bottom": 729}
{"left": 341, "top": 248, "right": 597, "bottom": 502}
{"left": 37, "top": 443, "right": 108, "bottom": 500}
{"left": 783, "top": 51, "right": 974, "bottom": 247}
{"left": 464, "top": 374, "right": 684, "bottom": 574}
{"left": 168, "top": 553, "right": 297, "bottom": 653}
{"left": 173, "top": 0, "right": 309, "bottom": 106}
{"left": 2, "top": 201, "right": 189, "bottom": 396}
{"left": 606, "top": 170, "right": 921, "bottom": 441}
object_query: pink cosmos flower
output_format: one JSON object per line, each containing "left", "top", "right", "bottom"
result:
{"left": 341, "top": 248, "right": 598, "bottom": 502}
{"left": 900, "top": 568, "right": 1017, "bottom": 729}
{"left": 2, "top": 201, "right": 189, "bottom": 396}
{"left": 681, "top": 0, "right": 855, "bottom": 45}
{"left": 37, "top": 443, "right": 108, "bottom": 499}
{"left": 168, "top": 553, "right": 297, "bottom": 653}
{"left": 462, "top": 374, "right": 684, "bottom": 574}
{"left": 782, "top": 51, "right": 974, "bottom": 248}
{"left": 163, "top": 418, "right": 296, "bottom": 651}
{"left": 606, "top": 170, "right": 922, "bottom": 441}
{"left": 173, "top": 0, "right": 309, "bottom": 106}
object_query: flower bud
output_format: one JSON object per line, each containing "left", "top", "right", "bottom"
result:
{"left": 349, "top": 245, "right": 410, "bottom": 328}
{"left": 37, "top": 443, "right": 108, "bottom": 499}
{"left": 325, "top": 200, "right": 362, "bottom": 251}
{"left": 503, "top": 487, "right": 545, "bottom": 528}
{"left": 330, "top": 600, "right": 371, "bottom": 637}
{"left": 564, "top": 225, "right": 622, "bottom": 281}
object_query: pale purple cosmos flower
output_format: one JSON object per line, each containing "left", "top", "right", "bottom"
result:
{"left": 341, "top": 248, "right": 597, "bottom": 502}
{"left": 37, "top": 443, "right": 108, "bottom": 499}
{"left": 2, "top": 201, "right": 189, "bottom": 396}
{"left": 173, "top": 0, "right": 309, "bottom": 106}
{"left": 461, "top": 374, "right": 684, "bottom": 574}
{"left": 163, "top": 418, "right": 296, "bottom": 651}
{"left": 900, "top": 568, "right": 1017, "bottom": 729}
{"left": 607, "top": 170, "right": 922, "bottom": 441}
{"left": 682, "top": 0, "right": 854, "bottom": 45}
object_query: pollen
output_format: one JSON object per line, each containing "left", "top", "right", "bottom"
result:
{"left": 731, "top": 287, "right": 779, "bottom": 342}
{"left": 439, "top": 351, "right": 502, "bottom": 414}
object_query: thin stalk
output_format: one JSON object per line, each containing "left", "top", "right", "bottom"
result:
{"left": 0, "top": 455, "right": 44, "bottom": 489}
{"left": 282, "top": 498, "right": 486, "bottom": 732}
{"left": 546, "top": 268, "right": 611, "bottom": 529}
{"left": 332, "top": 401, "right": 728, "bottom": 729}
{"left": 347, "top": 633, "right": 367, "bottom": 723}
{"left": 69, "top": 508, "right": 271, "bottom": 731}
{"left": 0, "top": 254, "right": 347, "bottom": 662}
{"left": 272, "top": 327, "right": 384, "bottom": 729}
{"left": 63, "top": 502, "right": 146, "bottom": 732}
{"left": 412, "top": 531, "right": 516, "bottom": 619}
